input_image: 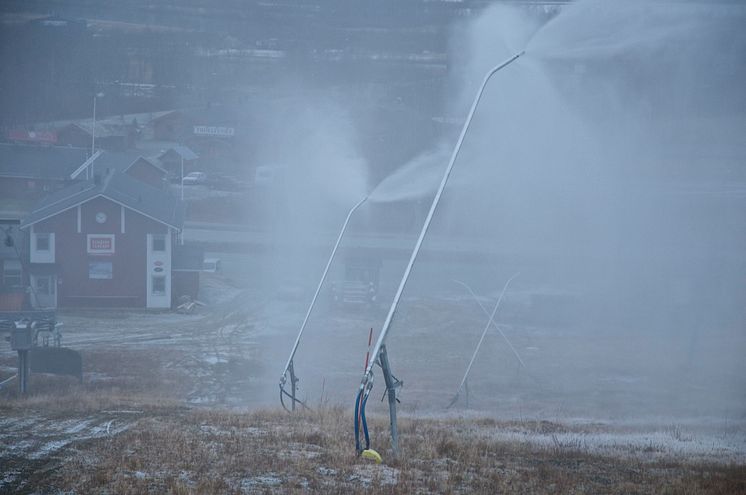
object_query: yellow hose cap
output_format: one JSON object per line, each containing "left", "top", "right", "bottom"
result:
{"left": 361, "top": 448, "right": 382, "bottom": 464}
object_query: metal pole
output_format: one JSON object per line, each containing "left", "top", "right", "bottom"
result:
{"left": 91, "top": 94, "right": 97, "bottom": 157}
{"left": 18, "top": 350, "right": 28, "bottom": 395}
{"left": 289, "top": 360, "right": 297, "bottom": 412}
{"left": 279, "top": 196, "right": 368, "bottom": 403}
{"left": 454, "top": 277, "right": 525, "bottom": 368}
{"left": 379, "top": 345, "right": 400, "bottom": 455}
{"left": 360, "top": 51, "right": 525, "bottom": 387}
{"left": 180, "top": 155, "right": 184, "bottom": 202}
{"left": 0, "top": 374, "right": 16, "bottom": 388}
{"left": 450, "top": 273, "right": 519, "bottom": 407}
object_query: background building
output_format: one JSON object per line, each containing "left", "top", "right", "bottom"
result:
{"left": 20, "top": 171, "right": 184, "bottom": 308}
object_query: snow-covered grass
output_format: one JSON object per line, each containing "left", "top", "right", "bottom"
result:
{"left": 9, "top": 405, "right": 743, "bottom": 494}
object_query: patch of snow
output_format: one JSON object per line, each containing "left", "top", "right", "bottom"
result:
{"left": 203, "top": 355, "right": 228, "bottom": 365}
{"left": 29, "top": 439, "right": 70, "bottom": 460}
{"left": 0, "top": 470, "right": 20, "bottom": 488}
{"left": 278, "top": 442, "right": 322, "bottom": 460}
{"left": 240, "top": 474, "right": 282, "bottom": 492}
{"left": 349, "top": 464, "right": 399, "bottom": 487}
{"left": 482, "top": 426, "right": 746, "bottom": 464}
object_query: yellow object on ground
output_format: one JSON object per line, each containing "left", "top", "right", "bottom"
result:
{"left": 361, "top": 449, "right": 382, "bottom": 464}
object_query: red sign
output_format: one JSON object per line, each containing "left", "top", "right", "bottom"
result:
{"left": 8, "top": 130, "right": 58, "bottom": 144}
{"left": 90, "top": 238, "right": 112, "bottom": 250}
{"left": 87, "top": 235, "right": 115, "bottom": 254}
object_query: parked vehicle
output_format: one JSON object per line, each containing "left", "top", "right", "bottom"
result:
{"left": 202, "top": 258, "right": 221, "bottom": 273}
{"left": 182, "top": 171, "right": 207, "bottom": 185}
{"left": 331, "top": 254, "right": 381, "bottom": 309}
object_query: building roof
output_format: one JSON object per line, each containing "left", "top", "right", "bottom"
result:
{"left": 61, "top": 121, "right": 128, "bottom": 139}
{"left": 34, "top": 110, "right": 180, "bottom": 134}
{"left": 0, "top": 143, "right": 90, "bottom": 180}
{"left": 96, "top": 150, "right": 166, "bottom": 174}
{"left": 0, "top": 198, "right": 38, "bottom": 221}
{"left": 21, "top": 171, "right": 183, "bottom": 230}
{"left": 159, "top": 145, "right": 199, "bottom": 161}
{"left": 69, "top": 150, "right": 167, "bottom": 179}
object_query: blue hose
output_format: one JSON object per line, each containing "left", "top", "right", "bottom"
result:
{"left": 361, "top": 392, "right": 370, "bottom": 450}
{"left": 354, "top": 388, "right": 362, "bottom": 453}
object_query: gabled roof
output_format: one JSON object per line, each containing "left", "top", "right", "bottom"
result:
{"left": 61, "top": 121, "right": 128, "bottom": 139}
{"left": 0, "top": 198, "right": 37, "bottom": 221}
{"left": 158, "top": 145, "right": 198, "bottom": 161}
{"left": 70, "top": 150, "right": 167, "bottom": 179}
{"left": 21, "top": 171, "right": 183, "bottom": 230}
{"left": 0, "top": 143, "right": 90, "bottom": 180}
{"left": 34, "top": 110, "right": 180, "bottom": 134}
{"left": 131, "top": 156, "right": 167, "bottom": 175}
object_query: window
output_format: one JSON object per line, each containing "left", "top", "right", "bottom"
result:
{"left": 89, "top": 261, "right": 113, "bottom": 279}
{"left": 152, "top": 275, "right": 166, "bottom": 295}
{"left": 3, "top": 260, "right": 21, "bottom": 288}
{"left": 152, "top": 235, "right": 166, "bottom": 252}
{"left": 36, "top": 233, "right": 50, "bottom": 251}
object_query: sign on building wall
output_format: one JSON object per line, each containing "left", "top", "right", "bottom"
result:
{"left": 7, "top": 130, "right": 58, "bottom": 144}
{"left": 87, "top": 234, "right": 115, "bottom": 255}
{"left": 88, "top": 261, "right": 113, "bottom": 279}
{"left": 193, "top": 125, "right": 235, "bottom": 137}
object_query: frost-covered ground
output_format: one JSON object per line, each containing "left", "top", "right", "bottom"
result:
{"left": 1, "top": 271, "right": 744, "bottom": 492}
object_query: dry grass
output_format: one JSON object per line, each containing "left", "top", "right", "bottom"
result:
{"left": 2, "top": 300, "right": 744, "bottom": 494}
{"left": 0, "top": 348, "right": 188, "bottom": 416}
{"left": 8, "top": 400, "right": 743, "bottom": 495}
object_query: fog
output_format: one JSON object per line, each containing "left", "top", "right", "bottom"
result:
{"left": 2, "top": 0, "right": 744, "bottom": 427}
{"left": 5, "top": 3, "right": 746, "bottom": 490}
{"left": 268, "top": 0, "right": 746, "bottom": 422}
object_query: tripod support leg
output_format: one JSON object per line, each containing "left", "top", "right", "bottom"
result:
{"left": 379, "top": 345, "right": 401, "bottom": 456}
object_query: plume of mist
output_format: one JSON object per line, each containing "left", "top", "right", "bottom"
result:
{"left": 261, "top": 1, "right": 745, "bottom": 418}
{"left": 368, "top": 143, "right": 450, "bottom": 203}
{"left": 253, "top": 94, "right": 369, "bottom": 288}
{"left": 375, "top": 0, "right": 745, "bottom": 418}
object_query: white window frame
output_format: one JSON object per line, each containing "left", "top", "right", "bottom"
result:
{"left": 30, "top": 226, "right": 55, "bottom": 263}
{"left": 151, "top": 275, "right": 166, "bottom": 295}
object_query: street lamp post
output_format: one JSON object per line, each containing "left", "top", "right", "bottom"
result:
{"left": 91, "top": 92, "right": 104, "bottom": 177}
{"left": 181, "top": 154, "right": 184, "bottom": 202}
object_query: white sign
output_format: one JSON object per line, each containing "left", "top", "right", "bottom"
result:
{"left": 193, "top": 125, "right": 235, "bottom": 137}
{"left": 89, "top": 261, "right": 113, "bottom": 279}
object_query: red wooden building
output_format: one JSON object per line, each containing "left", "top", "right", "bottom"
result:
{"left": 20, "top": 171, "right": 185, "bottom": 309}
